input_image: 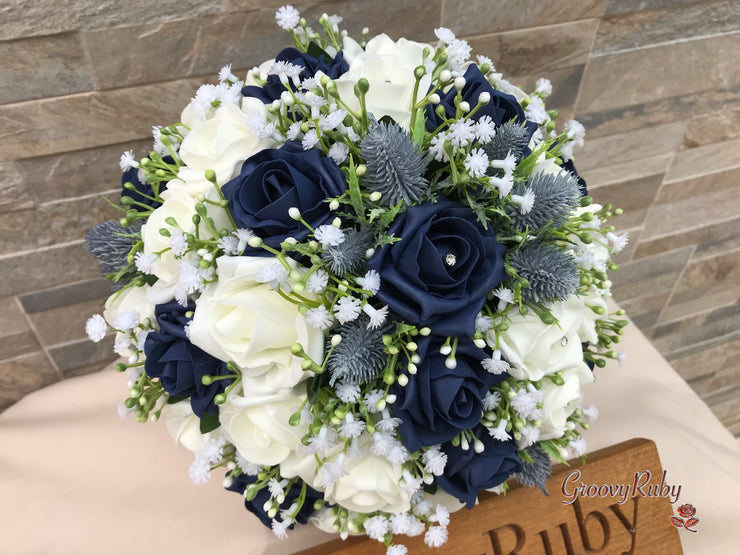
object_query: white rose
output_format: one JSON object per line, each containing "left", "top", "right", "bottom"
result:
{"left": 104, "top": 284, "right": 156, "bottom": 327}
{"left": 539, "top": 365, "right": 594, "bottom": 440}
{"left": 489, "top": 296, "right": 593, "bottom": 381}
{"left": 335, "top": 34, "right": 432, "bottom": 129}
{"left": 188, "top": 256, "right": 324, "bottom": 391}
{"left": 244, "top": 58, "right": 275, "bottom": 87}
{"left": 421, "top": 488, "right": 467, "bottom": 514}
{"left": 161, "top": 400, "right": 222, "bottom": 453}
{"left": 218, "top": 384, "right": 307, "bottom": 466}
{"left": 104, "top": 285, "right": 157, "bottom": 356}
{"left": 320, "top": 435, "right": 411, "bottom": 514}
{"left": 178, "top": 100, "right": 277, "bottom": 186}
{"left": 139, "top": 187, "right": 197, "bottom": 284}
{"left": 576, "top": 286, "right": 608, "bottom": 344}
{"left": 493, "top": 76, "right": 527, "bottom": 103}
{"left": 139, "top": 186, "right": 231, "bottom": 289}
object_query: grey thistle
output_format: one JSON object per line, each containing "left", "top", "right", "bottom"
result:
{"left": 360, "top": 120, "right": 428, "bottom": 206}
{"left": 506, "top": 170, "right": 581, "bottom": 231}
{"left": 321, "top": 227, "right": 374, "bottom": 277}
{"left": 514, "top": 444, "right": 552, "bottom": 494}
{"left": 483, "top": 122, "right": 531, "bottom": 163}
{"left": 327, "top": 315, "right": 390, "bottom": 386}
{"left": 85, "top": 220, "right": 142, "bottom": 277}
{"left": 511, "top": 241, "right": 579, "bottom": 303}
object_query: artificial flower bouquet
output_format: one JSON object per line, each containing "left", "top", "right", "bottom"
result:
{"left": 85, "top": 6, "right": 628, "bottom": 553}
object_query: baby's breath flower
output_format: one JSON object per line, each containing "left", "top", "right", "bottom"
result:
{"left": 569, "top": 438, "right": 587, "bottom": 457}
{"left": 519, "top": 425, "right": 541, "bottom": 448}
{"left": 302, "top": 129, "right": 319, "bottom": 150}
{"left": 488, "top": 419, "right": 511, "bottom": 441}
{"left": 319, "top": 109, "right": 347, "bottom": 131}
{"left": 475, "top": 115, "right": 496, "bottom": 144}
{"left": 364, "top": 515, "right": 390, "bottom": 541}
{"left": 314, "top": 224, "right": 346, "bottom": 248}
{"left": 475, "top": 313, "right": 493, "bottom": 332}
{"left": 564, "top": 119, "right": 586, "bottom": 146}
{"left": 119, "top": 150, "right": 138, "bottom": 171}
{"left": 134, "top": 251, "right": 157, "bottom": 274}
{"left": 424, "top": 526, "right": 448, "bottom": 548}
{"left": 169, "top": 229, "right": 188, "bottom": 257}
{"left": 464, "top": 148, "right": 489, "bottom": 178}
{"left": 333, "top": 295, "right": 362, "bottom": 323}
{"left": 286, "top": 121, "right": 303, "bottom": 140}
{"left": 306, "top": 269, "right": 329, "bottom": 293}
{"left": 328, "top": 142, "right": 349, "bottom": 165}
{"left": 85, "top": 314, "right": 107, "bottom": 342}
{"left": 524, "top": 96, "right": 548, "bottom": 125}
{"left": 582, "top": 404, "right": 599, "bottom": 423}
{"left": 275, "top": 5, "right": 300, "bottom": 30}
{"left": 448, "top": 119, "right": 475, "bottom": 148}
{"left": 535, "top": 77, "right": 552, "bottom": 96}
{"left": 218, "top": 236, "right": 240, "bottom": 255}
{"left": 306, "top": 305, "right": 334, "bottom": 329}
{"left": 335, "top": 381, "right": 361, "bottom": 403}
{"left": 356, "top": 269, "right": 381, "bottom": 295}
{"left": 482, "top": 390, "right": 501, "bottom": 411}
{"left": 434, "top": 27, "right": 456, "bottom": 44}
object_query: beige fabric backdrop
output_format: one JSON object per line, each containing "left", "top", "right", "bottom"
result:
{"left": 1, "top": 321, "right": 739, "bottom": 554}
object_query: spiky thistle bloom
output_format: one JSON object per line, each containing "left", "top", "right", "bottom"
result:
{"left": 506, "top": 171, "right": 581, "bottom": 231}
{"left": 85, "top": 220, "right": 142, "bottom": 277}
{"left": 321, "top": 227, "right": 373, "bottom": 277}
{"left": 326, "top": 315, "right": 390, "bottom": 386}
{"left": 483, "top": 122, "right": 531, "bottom": 162}
{"left": 360, "top": 121, "right": 428, "bottom": 206}
{"left": 514, "top": 444, "right": 552, "bottom": 493}
{"left": 511, "top": 242, "right": 579, "bottom": 303}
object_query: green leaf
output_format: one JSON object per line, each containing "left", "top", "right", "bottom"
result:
{"left": 378, "top": 200, "right": 404, "bottom": 229}
{"left": 540, "top": 440, "right": 570, "bottom": 465}
{"left": 166, "top": 395, "right": 188, "bottom": 405}
{"left": 344, "top": 157, "right": 366, "bottom": 222}
{"left": 514, "top": 140, "right": 551, "bottom": 179}
{"left": 306, "top": 371, "right": 330, "bottom": 406}
{"left": 306, "top": 41, "right": 331, "bottom": 61}
{"left": 199, "top": 412, "right": 221, "bottom": 434}
{"left": 411, "top": 109, "right": 427, "bottom": 147}
{"left": 367, "top": 207, "right": 386, "bottom": 223}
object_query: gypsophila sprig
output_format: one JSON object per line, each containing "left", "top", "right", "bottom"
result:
{"left": 85, "top": 8, "right": 628, "bottom": 551}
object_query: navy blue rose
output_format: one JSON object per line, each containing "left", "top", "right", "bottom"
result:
{"left": 561, "top": 159, "right": 589, "bottom": 197}
{"left": 242, "top": 47, "right": 349, "bottom": 104}
{"left": 144, "top": 301, "right": 232, "bottom": 417}
{"left": 390, "top": 336, "right": 507, "bottom": 452}
{"left": 425, "top": 65, "right": 537, "bottom": 155}
{"left": 436, "top": 427, "right": 522, "bottom": 507}
{"left": 222, "top": 142, "right": 347, "bottom": 251}
{"left": 225, "top": 472, "right": 322, "bottom": 528}
{"left": 366, "top": 198, "right": 507, "bottom": 336}
{"left": 121, "top": 155, "right": 173, "bottom": 210}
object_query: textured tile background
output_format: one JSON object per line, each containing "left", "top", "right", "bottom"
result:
{"left": 1, "top": 1, "right": 739, "bottom": 435}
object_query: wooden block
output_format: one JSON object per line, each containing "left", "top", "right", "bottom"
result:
{"left": 298, "top": 438, "right": 683, "bottom": 554}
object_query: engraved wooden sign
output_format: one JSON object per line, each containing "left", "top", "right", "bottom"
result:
{"left": 298, "top": 438, "right": 683, "bottom": 554}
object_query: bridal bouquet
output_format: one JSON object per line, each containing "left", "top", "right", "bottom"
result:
{"left": 85, "top": 6, "right": 627, "bottom": 552}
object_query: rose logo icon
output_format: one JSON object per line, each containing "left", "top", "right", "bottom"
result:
{"left": 670, "top": 503, "right": 699, "bottom": 533}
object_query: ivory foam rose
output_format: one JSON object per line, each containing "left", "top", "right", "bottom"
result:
{"left": 335, "top": 34, "right": 432, "bottom": 128}
{"left": 188, "top": 255, "right": 324, "bottom": 391}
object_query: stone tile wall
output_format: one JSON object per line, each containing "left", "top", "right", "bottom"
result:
{"left": 1, "top": 1, "right": 738, "bottom": 435}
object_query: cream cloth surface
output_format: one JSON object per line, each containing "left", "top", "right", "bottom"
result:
{"left": 1, "top": 322, "right": 739, "bottom": 554}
